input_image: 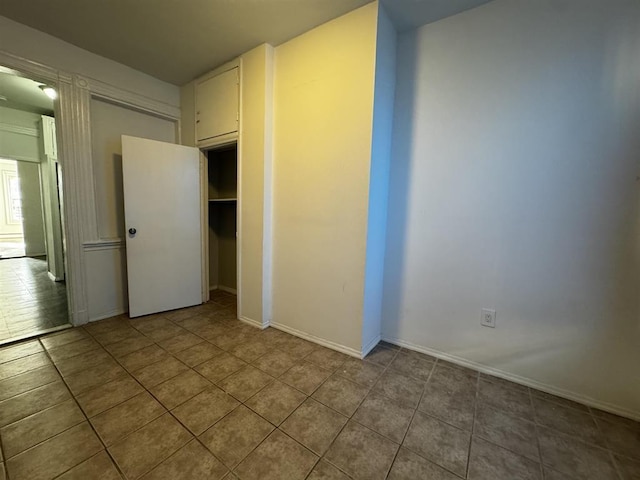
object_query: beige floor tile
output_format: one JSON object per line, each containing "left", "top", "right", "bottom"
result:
{"left": 372, "top": 370, "right": 425, "bottom": 408}
{"left": 140, "top": 440, "right": 228, "bottom": 480}
{"left": 278, "top": 336, "right": 317, "bottom": 359}
{"left": 478, "top": 379, "right": 534, "bottom": 421}
{"left": 250, "top": 349, "right": 298, "bottom": 377}
{"left": 157, "top": 332, "right": 203, "bottom": 354}
{"left": 64, "top": 360, "right": 127, "bottom": 395}
{"left": 419, "top": 364, "right": 477, "bottom": 431}
{"left": 0, "top": 398, "right": 85, "bottom": 458}
{"left": 595, "top": 417, "right": 640, "bottom": 460}
{"left": 75, "top": 374, "right": 144, "bottom": 417}
{"left": 138, "top": 320, "right": 186, "bottom": 342}
{"left": 352, "top": 391, "right": 414, "bottom": 444}
{"left": 173, "top": 342, "right": 223, "bottom": 367}
{"left": 279, "top": 361, "right": 332, "bottom": 395}
{"left": 171, "top": 386, "right": 239, "bottom": 435}
{"left": 54, "top": 349, "right": 114, "bottom": 377}
{"left": 388, "top": 350, "right": 435, "bottom": 382}
{"left": 40, "top": 329, "right": 89, "bottom": 350}
{"left": 5, "top": 422, "right": 103, "bottom": 480}
{"left": 305, "top": 347, "right": 350, "bottom": 372}
{"left": 403, "top": 411, "right": 471, "bottom": 477}
{"left": 229, "top": 339, "right": 272, "bottom": 362}
{"left": 199, "top": 404, "right": 274, "bottom": 468}
{"left": 336, "top": 358, "right": 384, "bottom": 388}
{"left": 104, "top": 334, "right": 154, "bottom": 358}
{"left": 0, "top": 365, "right": 59, "bottom": 402}
{"left": 281, "top": 398, "right": 348, "bottom": 455}
{"left": 117, "top": 344, "right": 169, "bottom": 372}
{"left": 108, "top": 413, "right": 192, "bottom": 480}
{"left": 245, "top": 380, "right": 306, "bottom": 426}
{"left": 47, "top": 338, "right": 100, "bottom": 363}
{"left": 474, "top": 402, "right": 539, "bottom": 461}
{"left": 56, "top": 451, "right": 122, "bottom": 480}
{"left": 312, "top": 374, "right": 368, "bottom": 416}
{"left": 149, "top": 369, "right": 211, "bottom": 410}
{"left": 132, "top": 356, "right": 188, "bottom": 389}
{"left": 325, "top": 421, "right": 399, "bottom": 480}
{"left": 0, "top": 380, "right": 71, "bottom": 427}
{"left": 468, "top": 436, "right": 542, "bottom": 480}
{"left": 614, "top": 454, "right": 640, "bottom": 480}
{"left": 90, "top": 391, "right": 166, "bottom": 446}
{"left": 533, "top": 396, "right": 603, "bottom": 447}
{"left": 217, "top": 365, "right": 273, "bottom": 402}
{"left": 0, "top": 340, "right": 43, "bottom": 364}
{"left": 0, "top": 352, "right": 51, "bottom": 381}
{"left": 234, "top": 429, "right": 318, "bottom": 480}
{"left": 387, "top": 448, "right": 460, "bottom": 480}
{"left": 194, "top": 352, "right": 246, "bottom": 383}
{"left": 0, "top": 463, "right": 5, "bottom": 480}
{"left": 91, "top": 326, "right": 142, "bottom": 347}
{"left": 363, "top": 344, "right": 398, "bottom": 367}
{"left": 308, "top": 460, "right": 351, "bottom": 480}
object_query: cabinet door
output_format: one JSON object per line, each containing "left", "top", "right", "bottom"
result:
{"left": 196, "top": 67, "right": 238, "bottom": 143}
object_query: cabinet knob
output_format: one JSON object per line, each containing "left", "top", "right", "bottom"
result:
{"left": 128, "top": 228, "right": 137, "bottom": 235}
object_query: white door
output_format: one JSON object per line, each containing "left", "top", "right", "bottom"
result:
{"left": 122, "top": 135, "right": 202, "bottom": 317}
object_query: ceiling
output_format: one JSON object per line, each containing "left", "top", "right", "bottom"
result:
{"left": 0, "top": 0, "right": 493, "bottom": 86}
{"left": 0, "top": 69, "right": 54, "bottom": 115}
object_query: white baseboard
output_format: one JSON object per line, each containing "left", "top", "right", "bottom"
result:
{"left": 361, "top": 334, "right": 381, "bottom": 358}
{"left": 383, "top": 335, "right": 640, "bottom": 422}
{"left": 270, "top": 321, "right": 362, "bottom": 358}
{"left": 88, "top": 308, "right": 127, "bottom": 323}
{"left": 239, "top": 315, "right": 268, "bottom": 330}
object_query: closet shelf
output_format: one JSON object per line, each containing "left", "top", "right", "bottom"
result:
{"left": 208, "top": 198, "right": 237, "bottom": 202}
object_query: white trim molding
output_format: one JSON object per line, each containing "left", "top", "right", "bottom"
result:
{"left": 89, "top": 77, "right": 180, "bottom": 120}
{"left": 0, "top": 123, "right": 39, "bottom": 137}
{"left": 83, "top": 239, "right": 125, "bottom": 251}
{"left": 270, "top": 321, "right": 363, "bottom": 359}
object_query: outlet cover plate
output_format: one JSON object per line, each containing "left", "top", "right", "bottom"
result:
{"left": 481, "top": 308, "right": 496, "bottom": 328}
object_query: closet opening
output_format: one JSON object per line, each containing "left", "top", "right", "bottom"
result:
{"left": 206, "top": 143, "right": 237, "bottom": 299}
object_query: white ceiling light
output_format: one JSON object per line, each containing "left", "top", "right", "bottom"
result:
{"left": 39, "top": 85, "right": 57, "bottom": 100}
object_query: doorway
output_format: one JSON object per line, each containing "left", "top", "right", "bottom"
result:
{"left": 0, "top": 66, "right": 70, "bottom": 344}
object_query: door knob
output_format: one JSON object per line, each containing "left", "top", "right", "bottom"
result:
{"left": 128, "top": 228, "right": 137, "bottom": 235}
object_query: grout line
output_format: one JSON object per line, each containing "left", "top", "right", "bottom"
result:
{"left": 464, "top": 370, "right": 481, "bottom": 479}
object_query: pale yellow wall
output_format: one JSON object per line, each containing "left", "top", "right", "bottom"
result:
{"left": 239, "top": 44, "right": 274, "bottom": 326}
{"left": 272, "top": 3, "right": 378, "bottom": 353}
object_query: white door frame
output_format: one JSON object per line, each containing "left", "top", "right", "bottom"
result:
{"left": 0, "top": 50, "right": 181, "bottom": 326}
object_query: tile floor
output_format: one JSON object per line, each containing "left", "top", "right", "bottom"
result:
{"left": 0, "top": 257, "right": 69, "bottom": 344}
{"left": 0, "top": 290, "right": 638, "bottom": 480}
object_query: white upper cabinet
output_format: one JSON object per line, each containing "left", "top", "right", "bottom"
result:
{"left": 195, "top": 67, "right": 239, "bottom": 146}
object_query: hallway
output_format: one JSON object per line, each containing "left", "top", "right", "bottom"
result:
{"left": 0, "top": 257, "right": 69, "bottom": 344}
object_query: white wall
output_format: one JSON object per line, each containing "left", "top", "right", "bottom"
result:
{"left": 239, "top": 44, "right": 274, "bottom": 327}
{"left": 362, "top": 5, "right": 396, "bottom": 352}
{"left": 383, "top": 0, "right": 640, "bottom": 417}
{"left": 272, "top": 3, "right": 378, "bottom": 354}
{"left": 16, "top": 161, "right": 46, "bottom": 256}
{"left": 0, "top": 106, "right": 41, "bottom": 162}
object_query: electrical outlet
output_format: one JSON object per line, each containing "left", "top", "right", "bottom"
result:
{"left": 481, "top": 308, "right": 496, "bottom": 328}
